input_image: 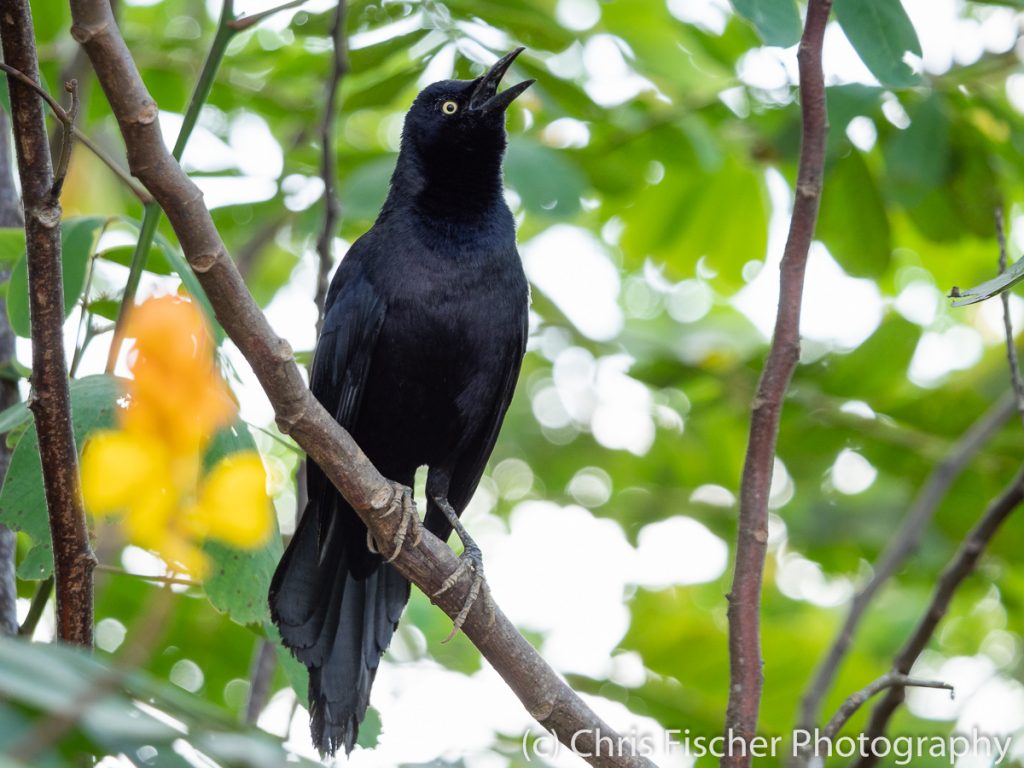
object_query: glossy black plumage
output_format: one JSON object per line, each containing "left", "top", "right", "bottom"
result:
{"left": 269, "top": 50, "right": 532, "bottom": 757}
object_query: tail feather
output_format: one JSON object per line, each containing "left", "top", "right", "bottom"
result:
{"left": 270, "top": 499, "right": 409, "bottom": 757}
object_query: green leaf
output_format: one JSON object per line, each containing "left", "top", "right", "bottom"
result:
{"left": 505, "top": 138, "right": 585, "bottom": 218}
{"left": 834, "top": 0, "right": 922, "bottom": 88}
{"left": 949, "top": 259, "right": 1024, "bottom": 307}
{"left": 202, "top": 421, "right": 283, "bottom": 626}
{"left": 6, "top": 216, "right": 106, "bottom": 338}
{"left": 729, "top": 0, "right": 803, "bottom": 47}
{"left": 818, "top": 150, "right": 892, "bottom": 277}
{"left": 97, "top": 244, "right": 174, "bottom": 275}
{"left": 884, "top": 94, "right": 950, "bottom": 207}
{"left": 0, "top": 228, "right": 25, "bottom": 268}
{"left": 0, "top": 399, "right": 31, "bottom": 436}
{"left": 0, "top": 374, "right": 122, "bottom": 579}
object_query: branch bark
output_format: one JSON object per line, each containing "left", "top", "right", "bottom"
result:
{"left": 67, "top": 3, "right": 653, "bottom": 764}
{"left": 821, "top": 674, "right": 953, "bottom": 741}
{"left": 2, "top": 0, "right": 94, "bottom": 647}
{"left": 796, "top": 392, "right": 1015, "bottom": 732}
{"left": 722, "top": 2, "right": 830, "bottom": 764}
{"left": 850, "top": 465, "right": 1024, "bottom": 768}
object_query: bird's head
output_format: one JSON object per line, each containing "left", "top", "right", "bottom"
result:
{"left": 400, "top": 47, "right": 534, "bottom": 172}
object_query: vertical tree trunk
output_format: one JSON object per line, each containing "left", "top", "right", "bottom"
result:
{"left": 0, "top": 0, "right": 94, "bottom": 646}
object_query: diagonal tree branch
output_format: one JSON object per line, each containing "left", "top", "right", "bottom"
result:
{"left": 822, "top": 673, "right": 953, "bottom": 742}
{"left": 1, "top": 0, "right": 95, "bottom": 647}
{"left": 67, "top": 2, "right": 653, "bottom": 765}
{"left": 796, "top": 391, "right": 1015, "bottom": 734}
{"left": 722, "top": 2, "right": 831, "bottom": 765}
{"left": 850, "top": 464, "right": 1024, "bottom": 768}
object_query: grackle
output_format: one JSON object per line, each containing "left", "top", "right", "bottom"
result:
{"left": 269, "top": 48, "right": 534, "bottom": 757}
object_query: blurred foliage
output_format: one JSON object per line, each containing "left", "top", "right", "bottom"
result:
{"left": 2, "top": 0, "right": 1024, "bottom": 765}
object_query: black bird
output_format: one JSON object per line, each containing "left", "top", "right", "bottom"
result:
{"left": 269, "top": 48, "right": 533, "bottom": 756}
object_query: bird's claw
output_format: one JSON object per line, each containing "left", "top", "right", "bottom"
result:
{"left": 430, "top": 495, "right": 488, "bottom": 642}
{"left": 366, "top": 482, "right": 421, "bottom": 562}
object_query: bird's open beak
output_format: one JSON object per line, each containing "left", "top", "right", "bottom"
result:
{"left": 469, "top": 47, "right": 535, "bottom": 114}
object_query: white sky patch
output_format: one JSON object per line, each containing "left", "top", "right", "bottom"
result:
{"left": 775, "top": 551, "right": 854, "bottom": 607}
{"left": 522, "top": 225, "right": 623, "bottom": 341}
{"left": 690, "top": 483, "right": 736, "bottom": 508}
{"left": 830, "top": 448, "right": 878, "bottom": 495}
{"left": 556, "top": 0, "right": 601, "bottom": 32}
{"left": 895, "top": 280, "right": 942, "bottom": 326}
{"left": 630, "top": 516, "right": 728, "bottom": 589}
{"left": 909, "top": 325, "right": 984, "bottom": 387}
{"left": 667, "top": 0, "right": 730, "bottom": 35}
{"left": 846, "top": 115, "right": 878, "bottom": 152}
{"left": 581, "top": 35, "right": 656, "bottom": 107}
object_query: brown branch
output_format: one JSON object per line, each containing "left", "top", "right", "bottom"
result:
{"left": 851, "top": 465, "right": 1024, "bottom": 768}
{"left": 2, "top": 0, "right": 94, "bottom": 647}
{"left": 796, "top": 392, "right": 1015, "bottom": 733}
{"left": 822, "top": 674, "right": 953, "bottom": 741}
{"left": 314, "top": 0, "right": 347, "bottom": 332}
{"left": 722, "top": 2, "right": 831, "bottom": 765}
{"left": 67, "top": 3, "right": 653, "bottom": 765}
{"left": 996, "top": 207, "right": 1024, "bottom": 427}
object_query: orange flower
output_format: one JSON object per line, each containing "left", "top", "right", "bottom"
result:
{"left": 81, "top": 295, "right": 272, "bottom": 578}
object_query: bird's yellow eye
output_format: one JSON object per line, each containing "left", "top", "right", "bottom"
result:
{"left": 441, "top": 100, "right": 459, "bottom": 115}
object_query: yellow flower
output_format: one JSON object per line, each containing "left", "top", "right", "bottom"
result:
{"left": 80, "top": 295, "right": 273, "bottom": 578}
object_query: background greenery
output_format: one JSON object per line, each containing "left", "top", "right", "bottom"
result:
{"left": 2, "top": 0, "right": 1024, "bottom": 765}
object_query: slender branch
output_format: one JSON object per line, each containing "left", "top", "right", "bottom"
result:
{"left": 72, "top": 127, "right": 154, "bottom": 204}
{"left": 0, "top": 104, "right": 22, "bottom": 638}
{"left": 105, "top": 0, "right": 237, "bottom": 373}
{"left": 996, "top": 207, "right": 1024, "bottom": 427}
{"left": 0, "top": 63, "right": 79, "bottom": 197}
{"left": 228, "top": 0, "right": 308, "bottom": 31}
{"left": 18, "top": 576, "right": 54, "bottom": 638}
{"left": 822, "top": 674, "right": 953, "bottom": 741}
{"left": 2, "top": 0, "right": 94, "bottom": 647}
{"left": 94, "top": 563, "right": 199, "bottom": 587}
{"left": 722, "top": 2, "right": 831, "bottom": 764}
{"left": 796, "top": 392, "right": 1015, "bottom": 733}
{"left": 314, "top": 0, "right": 347, "bottom": 333}
{"left": 68, "top": 3, "right": 655, "bottom": 765}
{"left": 244, "top": 638, "right": 277, "bottom": 724}
{"left": 851, "top": 465, "right": 1024, "bottom": 768}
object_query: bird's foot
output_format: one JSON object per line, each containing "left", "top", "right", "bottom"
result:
{"left": 366, "top": 482, "right": 421, "bottom": 562}
{"left": 431, "top": 495, "right": 488, "bottom": 642}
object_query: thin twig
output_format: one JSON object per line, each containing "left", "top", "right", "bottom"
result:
{"left": 722, "top": 2, "right": 831, "bottom": 765}
{"left": 1, "top": 0, "right": 94, "bottom": 647}
{"left": 94, "top": 563, "right": 200, "bottom": 587}
{"left": 244, "top": 639, "right": 278, "bottom": 724}
{"left": 851, "top": 465, "right": 1024, "bottom": 768}
{"left": 72, "top": 127, "right": 154, "bottom": 204}
{"left": 228, "top": 0, "right": 308, "bottom": 31}
{"left": 996, "top": 207, "right": 1024, "bottom": 427}
{"left": 69, "top": 2, "right": 655, "bottom": 764}
{"left": 314, "top": 0, "right": 348, "bottom": 332}
{"left": 796, "top": 392, "right": 1015, "bottom": 735}
{"left": 50, "top": 80, "right": 79, "bottom": 197}
{"left": 0, "top": 62, "right": 71, "bottom": 121}
{"left": 18, "top": 576, "right": 53, "bottom": 638}
{"left": 822, "top": 674, "right": 953, "bottom": 741}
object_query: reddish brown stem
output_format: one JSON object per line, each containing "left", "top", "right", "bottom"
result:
{"left": 0, "top": 0, "right": 95, "bottom": 647}
{"left": 722, "top": 2, "right": 831, "bottom": 764}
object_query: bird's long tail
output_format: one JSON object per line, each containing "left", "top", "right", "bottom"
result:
{"left": 269, "top": 498, "right": 409, "bottom": 756}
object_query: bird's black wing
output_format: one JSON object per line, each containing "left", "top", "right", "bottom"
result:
{"left": 309, "top": 267, "right": 386, "bottom": 432}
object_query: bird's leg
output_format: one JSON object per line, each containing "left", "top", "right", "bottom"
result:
{"left": 366, "top": 481, "right": 421, "bottom": 562}
{"left": 431, "top": 495, "right": 487, "bottom": 642}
